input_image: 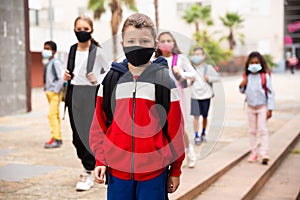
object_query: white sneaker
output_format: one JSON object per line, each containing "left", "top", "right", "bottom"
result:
{"left": 76, "top": 170, "right": 94, "bottom": 191}
{"left": 187, "top": 144, "right": 197, "bottom": 168}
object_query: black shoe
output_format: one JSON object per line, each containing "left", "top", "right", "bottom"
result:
{"left": 57, "top": 139, "right": 63, "bottom": 145}
{"left": 201, "top": 135, "right": 207, "bottom": 143}
{"left": 44, "top": 139, "right": 61, "bottom": 149}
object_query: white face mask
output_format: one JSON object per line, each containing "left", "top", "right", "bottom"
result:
{"left": 248, "top": 64, "right": 262, "bottom": 73}
{"left": 190, "top": 55, "right": 204, "bottom": 65}
{"left": 42, "top": 49, "right": 52, "bottom": 59}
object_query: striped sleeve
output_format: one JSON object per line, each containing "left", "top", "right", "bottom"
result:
{"left": 89, "top": 84, "right": 108, "bottom": 166}
{"left": 168, "top": 87, "right": 185, "bottom": 176}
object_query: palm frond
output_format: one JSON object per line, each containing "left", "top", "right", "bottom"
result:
{"left": 123, "top": 0, "right": 138, "bottom": 11}
{"left": 88, "top": 0, "right": 106, "bottom": 19}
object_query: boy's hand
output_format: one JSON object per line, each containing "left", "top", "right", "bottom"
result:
{"left": 94, "top": 166, "right": 106, "bottom": 184}
{"left": 86, "top": 72, "right": 98, "bottom": 85}
{"left": 267, "top": 110, "right": 272, "bottom": 119}
{"left": 167, "top": 176, "right": 180, "bottom": 193}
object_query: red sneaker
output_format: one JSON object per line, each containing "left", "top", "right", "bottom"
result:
{"left": 46, "top": 138, "right": 54, "bottom": 145}
{"left": 248, "top": 153, "right": 258, "bottom": 163}
{"left": 44, "top": 138, "right": 61, "bottom": 148}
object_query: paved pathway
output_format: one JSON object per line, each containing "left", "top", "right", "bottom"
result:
{"left": 0, "top": 72, "right": 299, "bottom": 200}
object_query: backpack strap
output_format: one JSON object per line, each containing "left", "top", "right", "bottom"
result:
{"left": 43, "top": 59, "right": 59, "bottom": 84}
{"left": 171, "top": 54, "right": 187, "bottom": 88}
{"left": 155, "top": 68, "right": 171, "bottom": 142}
{"left": 86, "top": 43, "right": 97, "bottom": 74}
{"left": 51, "top": 60, "right": 59, "bottom": 81}
{"left": 103, "top": 70, "right": 123, "bottom": 127}
{"left": 261, "top": 73, "right": 269, "bottom": 98}
{"left": 67, "top": 44, "right": 78, "bottom": 78}
{"left": 171, "top": 54, "right": 178, "bottom": 68}
{"left": 63, "top": 44, "right": 77, "bottom": 110}
{"left": 203, "top": 63, "right": 208, "bottom": 76}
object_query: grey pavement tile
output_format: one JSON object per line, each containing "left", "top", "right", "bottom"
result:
{"left": 0, "top": 149, "right": 14, "bottom": 156}
{"left": 224, "top": 120, "right": 247, "bottom": 127}
{"left": 0, "top": 126, "right": 23, "bottom": 133}
{"left": 0, "top": 193, "right": 49, "bottom": 200}
{"left": 16, "top": 183, "right": 106, "bottom": 200}
{"left": 0, "top": 164, "right": 59, "bottom": 182}
{"left": 0, "top": 180, "right": 32, "bottom": 193}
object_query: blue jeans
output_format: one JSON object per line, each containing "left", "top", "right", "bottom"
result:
{"left": 107, "top": 170, "right": 168, "bottom": 200}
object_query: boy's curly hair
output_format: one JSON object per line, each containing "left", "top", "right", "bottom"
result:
{"left": 121, "top": 13, "right": 156, "bottom": 40}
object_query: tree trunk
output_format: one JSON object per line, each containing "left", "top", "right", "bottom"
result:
{"left": 229, "top": 28, "right": 235, "bottom": 50}
{"left": 154, "top": 0, "right": 159, "bottom": 28}
{"left": 110, "top": 0, "right": 122, "bottom": 60}
{"left": 195, "top": 22, "right": 199, "bottom": 33}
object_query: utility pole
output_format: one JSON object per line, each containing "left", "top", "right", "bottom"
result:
{"left": 154, "top": 0, "right": 159, "bottom": 28}
{"left": 49, "top": 0, "right": 53, "bottom": 40}
{"left": 24, "top": 0, "right": 32, "bottom": 112}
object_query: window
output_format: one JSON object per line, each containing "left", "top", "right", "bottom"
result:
{"left": 229, "top": 0, "right": 271, "bottom": 15}
{"left": 29, "top": 9, "right": 39, "bottom": 26}
{"left": 176, "top": 1, "right": 202, "bottom": 12}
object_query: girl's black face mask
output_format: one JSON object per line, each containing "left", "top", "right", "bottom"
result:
{"left": 123, "top": 46, "right": 155, "bottom": 67}
{"left": 75, "top": 31, "right": 92, "bottom": 43}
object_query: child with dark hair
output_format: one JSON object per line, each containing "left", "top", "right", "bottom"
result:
{"left": 42, "top": 40, "right": 64, "bottom": 148}
{"left": 239, "top": 51, "right": 275, "bottom": 165}
{"left": 90, "top": 13, "right": 185, "bottom": 199}
{"left": 190, "top": 46, "right": 220, "bottom": 144}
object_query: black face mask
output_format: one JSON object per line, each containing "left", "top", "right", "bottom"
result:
{"left": 123, "top": 46, "right": 155, "bottom": 67}
{"left": 75, "top": 31, "right": 92, "bottom": 43}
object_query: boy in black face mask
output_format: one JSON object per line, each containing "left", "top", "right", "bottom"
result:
{"left": 90, "top": 13, "right": 185, "bottom": 200}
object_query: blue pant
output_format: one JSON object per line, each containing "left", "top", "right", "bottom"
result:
{"left": 190, "top": 98, "right": 211, "bottom": 118}
{"left": 107, "top": 170, "right": 168, "bottom": 200}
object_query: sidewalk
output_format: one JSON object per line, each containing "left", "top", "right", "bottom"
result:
{"left": 0, "top": 72, "right": 300, "bottom": 200}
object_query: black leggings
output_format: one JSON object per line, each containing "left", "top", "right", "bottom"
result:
{"left": 67, "top": 85, "right": 96, "bottom": 171}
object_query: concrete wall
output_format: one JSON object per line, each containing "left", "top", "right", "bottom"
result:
{"left": 0, "top": 0, "right": 27, "bottom": 116}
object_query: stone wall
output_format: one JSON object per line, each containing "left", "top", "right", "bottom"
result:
{"left": 0, "top": 1, "right": 28, "bottom": 116}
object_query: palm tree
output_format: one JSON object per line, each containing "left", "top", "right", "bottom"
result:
{"left": 88, "top": 0, "right": 137, "bottom": 59}
{"left": 219, "top": 12, "right": 244, "bottom": 50}
{"left": 183, "top": 4, "right": 213, "bottom": 33}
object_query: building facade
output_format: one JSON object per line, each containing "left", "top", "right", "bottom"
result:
{"left": 29, "top": 0, "right": 286, "bottom": 87}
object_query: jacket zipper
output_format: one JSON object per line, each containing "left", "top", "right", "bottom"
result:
{"left": 131, "top": 77, "right": 137, "bottom": 179}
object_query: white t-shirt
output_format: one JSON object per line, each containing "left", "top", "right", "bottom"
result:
{"left": 71, "top": 47, "right": 110, "bottom": 85}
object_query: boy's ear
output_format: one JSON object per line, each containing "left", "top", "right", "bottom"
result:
{"left": 120, "top": 41, "right": 124, "bottom": 47}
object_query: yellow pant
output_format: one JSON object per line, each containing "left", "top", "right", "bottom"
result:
{"left": 46, "top": 91, "right": 62, "bottom": 140}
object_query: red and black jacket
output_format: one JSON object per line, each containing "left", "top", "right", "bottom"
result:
{"left": 90, "top": 57, "right": 185, "bottom": 181}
